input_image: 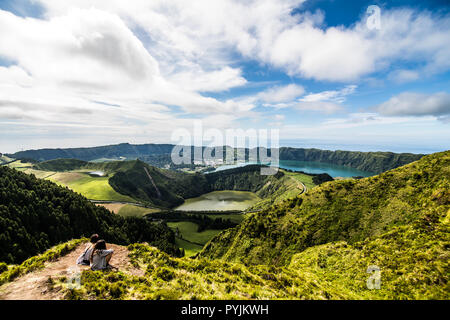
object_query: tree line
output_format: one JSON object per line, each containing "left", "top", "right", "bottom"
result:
{"left": 0, "top": 166, "right": 182, "bottom": 264}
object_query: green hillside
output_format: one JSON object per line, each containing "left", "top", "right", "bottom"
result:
{"left": 0, "top": 151, "right": 448, "bottom": 300}
{"left": 200, "top": 151, "right": 450, "bottom": 266}
{"left": 0, "top": 166, "right": 181, "bottom": 264}
{"left": 109, "top": 160, "right": 210, "bottom": 207}
{"left": 7, "top": 143, "right": 423, "bottom": 174}
{"left": 280, "top": 147, "right": 424, "bottom": 174}
{"left": 3, "top": 221, "right": 446, "bottom": 300}
{"left": 34, "top": 159, "right": 89, "bottom": 171}
{"left": 109, "top": 163, "right": 291, "bottom": 208}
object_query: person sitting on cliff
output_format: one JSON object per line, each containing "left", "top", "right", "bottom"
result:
{"left": 76, "top": 234, "right": 99, "bottom": 266}
{"left": 89, "top": 240, "right": 115, "bottom": 271}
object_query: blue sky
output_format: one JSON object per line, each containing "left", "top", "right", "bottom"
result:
{"left": 0, "top": 0, "right": 449, "bottom": 154}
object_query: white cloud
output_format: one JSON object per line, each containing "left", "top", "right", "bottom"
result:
{"left": 375, "top": 92, "right": 450, "bottom": 118}
{"left": 0, "top": 8, "right": 159, "bottom": 89}
{"left": 35, "top": 1, "right": 450, "bottom": 82}
{"left": 258, "top": 84, "right": 305, "bottom": 103}
{"left": 0, "top": 8, "right": 255, "bottom": 121}
{"left": 168, "top": 66, "right": 246, "bottom": 92}
{"left": 301, "top": 85, "right": 357, "bottom": 103}
{"left": 295, "top": 101, "right": 343, "bottom": 114}
{"left": 290, "top": 85, "right": 356, "bottom": 114}
{"left": 388, "top": 69, "right": 420, "bottom": 83}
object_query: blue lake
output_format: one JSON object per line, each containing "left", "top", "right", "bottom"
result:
{"left": 213, "top": 160, "right": 374, "bottom": 178}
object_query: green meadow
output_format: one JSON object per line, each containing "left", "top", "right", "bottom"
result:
{"left": 284, "top": 170, "right": 316, "bottom": 190}
{"left": 49, "top": 173, "right": 135, "bottom": 202}
{"left": 168, "top": 221, "right": 222, "bottom": 245}
{"left": 117, "top": 204, "right": 159, "bottom": 218}
{"left": 175, "top": 238, "right": 203, "bottom": 257}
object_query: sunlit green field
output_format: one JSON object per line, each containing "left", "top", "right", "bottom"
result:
{"left": 168, "top": 221, "right": 222, "bottom": 245}
{"left": 284, "top": 170, "right": 316, "bottom": 190}
{"left": 50, "top": 173, "right": 134, "bottom": 202}
{"left": 175, "top": 190, "right": 260, "bottom": 211}
{"left": 6, "top": 160, "right": 33, "bottom": 169}
{"left": 0, "top": 155, "right": 14, "bottom": 164}
{"left": 97, "top": 203, "right": 159, "bottom": 217}
{"left": 22, "top": 168, "right": 55, "bottom": 179}
{"left": 175, "top": 238, "right": 203, "bottom": 257}
{"left": 118, "top": 204, "right": 159, "bottom": 217}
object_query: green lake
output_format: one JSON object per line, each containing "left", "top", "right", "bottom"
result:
{"left": 175, "top": 190, "right": 260, "bottom": 211}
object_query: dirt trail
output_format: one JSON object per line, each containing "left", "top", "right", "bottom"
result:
{"left": 0, "top": 243, "right": 143, "bottom": 300}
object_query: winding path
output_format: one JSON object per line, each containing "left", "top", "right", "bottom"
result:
{"left": 0, "top": 243, "right": 142, "bottom": 300}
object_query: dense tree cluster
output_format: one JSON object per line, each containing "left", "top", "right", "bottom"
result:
{"left": 0, "top": 166, "right": 181, "bottom": 264}
{"left": 200, "top": 151, "right": 450, "bottom": 266}
{"left": 279, "top": 148, "right": 423, "bottom": 174}
{"left": 109, "top": 162, "right": 283, "bottom": 208}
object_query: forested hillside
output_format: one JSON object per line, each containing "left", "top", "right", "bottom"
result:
{"left": 0, "top": 166, "right": 181, "bottom": 264}
{"left": 7, "top": 143, "right": 423, "bottom": 174}
{"left": 109, "top": 162, "right": 286, "bottom": 208}
{"left": 280, "top": 148, "right": 423, "bottom": 174}
{"left": 9, "top": 143, "right": 174, "bottom": 162}
{"left": 200, "top": 151, "right": 450, "bottom": 266}
{"left": 1, "top": 152, "right": 448, "bottom": 300}
{"left": 109, "top": 160, "right": 210, "bottom": 207}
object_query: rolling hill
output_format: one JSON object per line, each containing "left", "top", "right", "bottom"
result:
{"left": 199, "top": 150, "right": 450, "bottom": 266}
{"left": 6, "top": 143, "right": 423, "bottom": 174}
{"left": 0, "top": 151, "right": 448, "bottom": 300}
{"left": 0, "top": 165, "right": 181, "bottom": 264}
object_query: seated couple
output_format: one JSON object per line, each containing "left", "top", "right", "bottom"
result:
{"left": 76, "top": 234, "right": 115, "bottom": 271}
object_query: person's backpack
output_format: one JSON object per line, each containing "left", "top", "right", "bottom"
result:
{"left": 77, "top": 246, "right": 91, "bottom": 265}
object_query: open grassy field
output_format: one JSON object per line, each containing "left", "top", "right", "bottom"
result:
{"left": 117, "top": 204, "right": 159, "bottom": 217}
{"left": 22, "top": 168, "right": 56, "bottom": 179}
{"left": 6, "top": 162, "right": 136, "bottom": 202}
{"left": 284, "top": 170, "right": 316, "bottom": 190}
{"left": 6, "top": 160, "right": 33, "bottom": 169}
{"left": 49, "top": 173, "right": 135, "bottom": 202}
{"left": 96, "top": 203, "right": 158, "bottom": 217}
{"left": 175, "top": 238, "right": 203, "bottom": 257}
{"left": 0, "top": 155, "right": 14, "bottom": 164}
{"left": 167, "top": 221, "right": 222, "bottom": 245}
{"left": 96, "top": 203, "right": 126, "bottom": 213}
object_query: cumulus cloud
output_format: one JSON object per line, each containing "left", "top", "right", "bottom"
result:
{"left": 0, "top": 7, "right": 255, "bottom": 123}
{"left": 258, "top": 84, "right": 305, "bottom": 104}
{"left": 0, "top": 8, "right": 159, "bottom": 89}
{"left": 35, "top": 0, "right": 450, "bottom": 82}
{"left": 301, "top": 85, "right": 357, "bottom": 103}
{"left": 375, "top": 92, "right": 450, "bottom": 118}
{"left": 168, "top": 66, "right": 247, "bottom": 92}
{"left": 288, "top": 85, "right": 356, "bottom": 114}
{"left": 388, "top": 70, "right": 420, "bottom": 83}
{"left": 295, "top": 101, "right": 343, "bottom": 114}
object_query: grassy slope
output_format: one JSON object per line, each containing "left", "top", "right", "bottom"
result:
{"left": 118, "top": 205, "right": 159, "bottom": 218}
{"left": 96, "top": 204, "right": 159, "bottom": 218}
{"left": 2, "top": 152, "right": 447, "bottom": 300}
{"left": 279, "top": 147, "right": 423, "bottom": 174}
{"left": 249, "top": 170, "right": 315, "bottom": 211}
{"left": 7, "top": 160, "right": 136, "bottom": 202}
{"left": 13, "top": 226, "right": 446, "bottom": 300}
{"left": 49, "top": 173, "right": 135, "bottom": 202}
{"left": 200, "top": 151, "right": 450, "bottom": 266}
{"left": 167, "top": 221, "right": 222, "bottom": 245}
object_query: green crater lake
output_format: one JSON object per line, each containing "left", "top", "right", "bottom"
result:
{"left": 175, "top": 190, "right": 260, "bottom": 211}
